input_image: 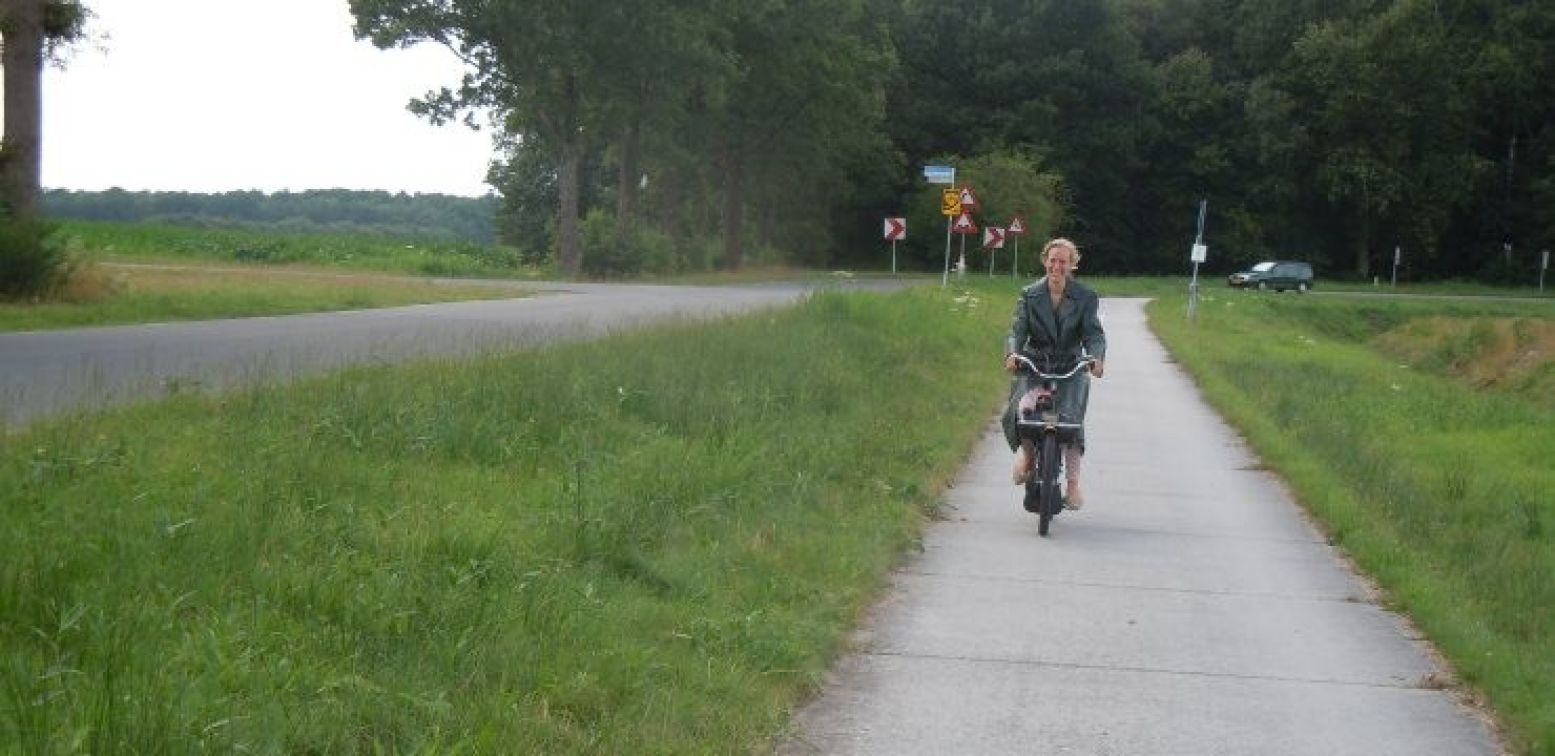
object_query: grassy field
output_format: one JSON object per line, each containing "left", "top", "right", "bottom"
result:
{"left": 1148, "top": 288, "right": 1555, "bottom": 754}
{"left": 57, "top": 219, "right": 537, "bottom": 279}
{"left": 0, "top": 285, "right": 1010, "bottom": 753}
{"left": 0, "top": 263, "right": 532, "bottom": 332}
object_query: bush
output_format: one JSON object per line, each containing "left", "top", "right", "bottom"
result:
{"left": 0, "top": 218, "right": 72, "bottom": 300}
{"left": 579, "top": 210, "right": 695, "bottom": 278}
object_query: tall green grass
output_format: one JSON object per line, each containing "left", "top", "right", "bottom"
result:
{"left": 59, "top": 220, "right": 534, "bottom": 278}
{"left": 1, "top": 286, "right": 1007, "bottom": 752}
{"left": 1149, "top": 291, "right": 1555, "bottom": 755}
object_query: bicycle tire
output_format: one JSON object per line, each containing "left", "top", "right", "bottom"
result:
{"left": 1037, "top": 433, "right": 1061, "bottom": 536}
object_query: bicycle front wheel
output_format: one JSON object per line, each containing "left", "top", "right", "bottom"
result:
{"left": 1037, "top": 433, "right": 1062, "bottom": 536}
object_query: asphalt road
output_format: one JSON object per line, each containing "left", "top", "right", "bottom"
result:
{"left": 0, "top": 280, "right": 868, "bottom": 428}
{"left": 781, "top": 298, "right": 1501, "bottom": 755}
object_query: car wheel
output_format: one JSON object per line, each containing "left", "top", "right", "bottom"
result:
{"left": 1298, "top": 281, "right": 1310, "bottom": 293}
{"left": 1256, "top": 281, "right": 1268, "bottom": 291}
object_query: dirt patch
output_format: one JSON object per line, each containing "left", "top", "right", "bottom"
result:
{"left": 1374, "top": 316, "right": 1555, "bottom": 402}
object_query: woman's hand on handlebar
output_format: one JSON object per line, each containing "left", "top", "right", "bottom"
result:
{"left": 1004, "top": 353, "right": 1020, "bottom": 373}
{"left": 1090, "top": 359, "right": 1105, "bottom": 379}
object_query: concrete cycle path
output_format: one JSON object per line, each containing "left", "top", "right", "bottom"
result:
{"left": 0, "top": 279, "right": 882, "bottom": 428}
{"left": 782, "top": 298, "right": 1500, "bottom": 755}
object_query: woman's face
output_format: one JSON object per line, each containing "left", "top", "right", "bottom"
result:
{"left": 1044, "top": 245, "right": 1075, "bottom": 280}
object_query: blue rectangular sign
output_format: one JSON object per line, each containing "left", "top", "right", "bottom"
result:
{"left": 922, "top": 164, "right": 954, "bottom": 184}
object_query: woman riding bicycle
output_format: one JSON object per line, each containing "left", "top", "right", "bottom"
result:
{"left": 1002, "top": 238, "right": 1106, "bottom": 509}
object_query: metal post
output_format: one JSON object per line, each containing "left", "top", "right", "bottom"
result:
{"left": 891, "top": 239, "right": 897, "bottom": 275}
{"left": 958, "top": 232, "right": 967, "bottom": 279}
{"left": 941, "top": 217, "right": 952, "bottom": 287}
{"left": 1187, "top": 199, "right": 1207, "bottom": 321}
{"left": 1542, "top": 249, "right": 1549, "bottom": 294}
{"left": 1012, "top": 237, "right": 1020, "bottom": 279}
{"left": 988, "top": 245, "right": 995, "bottom": 277}
{"left": 1392, "top": 246, "right": 1400, "bottom": 288}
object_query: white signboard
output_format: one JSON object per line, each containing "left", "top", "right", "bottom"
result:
{"left": 1190, "top": 243, "right": 1207, "bottom": 263}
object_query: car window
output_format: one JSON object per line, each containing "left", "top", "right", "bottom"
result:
{"left": 1252, "top": 262, "right": 1275, "bottom": 272}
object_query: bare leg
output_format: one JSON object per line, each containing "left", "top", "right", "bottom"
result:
{"left": 1012, "top": 439, "right": 1035, "bottom": 485}
{"left": 1063, "top": 445, "right": 1084, "bottom": 509}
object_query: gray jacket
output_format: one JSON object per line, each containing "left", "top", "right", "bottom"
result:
{"left": 1004, "top": 277, "right": 1106, "bottom": 364}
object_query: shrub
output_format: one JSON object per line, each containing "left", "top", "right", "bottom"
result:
{"left": 0, "top": 218, "right": 72, "bottom": 300}
{"left": 579, "top": 210, "right": 691, "bottom": 278}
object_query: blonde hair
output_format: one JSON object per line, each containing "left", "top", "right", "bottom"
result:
{"left": 1041, "top": 238, "right": 1081, "bottom": 266}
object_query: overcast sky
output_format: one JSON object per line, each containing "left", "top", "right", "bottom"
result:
{"left": 38, "top": 0, "right": 495, "bottom": 197}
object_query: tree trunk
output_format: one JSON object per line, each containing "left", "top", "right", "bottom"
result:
{"left": 1353, "top": 209, "right": 1371, "bottom": 279}
{"left": 616, "top": 118, "right": 641, "bottom": 232}
{"left": 718, "top": 141, "right": 744, "bottom": 270}
{"left": 556, "top": 133, "right": 583, "bottom": 277}
{"left": 1, "top": 0, "right": 46, "bottom": 220}
{"left": 658, "top": 166, "right": 681, "bottom": 241}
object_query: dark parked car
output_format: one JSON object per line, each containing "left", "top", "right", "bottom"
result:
{"left": 1228, "top": 261, "right": 1314, "bottom": 292}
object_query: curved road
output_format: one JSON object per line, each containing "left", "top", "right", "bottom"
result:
{"left": 0, "top": 280, "right": 870, "bottom": 428}
{"left": 782, "top": 298, "right": 1501, "bottom": 755}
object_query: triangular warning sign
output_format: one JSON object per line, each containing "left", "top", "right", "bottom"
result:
{"left": 951, "top": 211, "right": 978, "bottom": 235}
{"left": 1007, "top": 216, "right": 1027, "bottom": 236}
{"left": 958, "top": 185, "right": 979, "bottom": 208}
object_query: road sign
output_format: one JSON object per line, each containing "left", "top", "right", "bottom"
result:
{"left": 983, "top": 226, "right": 1006, "bottom": 249}
{"left": 1007, "top": 216, "right": 1028, "bottom": 236}
{"left": 1190, "top": 243, "right": 1207, "bottom": 263}
{"left": 883, "top": 217, "right": 905, "bottom": 241}
{"left": 923, "top": 164, "right": 955, "bottom": 184}
{"left": 941, "top": 188, "right": 961, "bottom": 217}
{"left": 958, "top": 185, "right": 980, "bottom": 208}
{"left": 951, "top": 212, "right": 978, "bottom": 235}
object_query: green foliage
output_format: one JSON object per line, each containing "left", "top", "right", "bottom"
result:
{"left": 578, "top": 209, "right": 680, "bottom": 278}
{"left": 0, "top": 288, "right": 1007, "bottom": 751}
{"left": 0, "top": 218, "right": 71, "bottom": 300}
{"left": 1151, "top": 291, "right": 1555, "bottom": 754}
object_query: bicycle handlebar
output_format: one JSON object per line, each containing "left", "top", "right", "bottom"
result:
{"left": 1011, "top": 354, "right": 1096, "bottom": 380}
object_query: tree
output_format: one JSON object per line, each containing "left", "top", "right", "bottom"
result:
{"left": 1, "top": 0, "right": 87, "bottom": 221}
{"left": 1285, "top": 1, "right": 1489, "bottom": 277}
{"left": 698, "top": 0, "right": 895, "bottom": 269}
{"left": 351, "top": 0, "right": 732, "bottom": 277}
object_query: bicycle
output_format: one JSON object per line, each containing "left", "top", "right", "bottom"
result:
{"left": 1011, "top": 354, "right": 1096, "bottom": 537}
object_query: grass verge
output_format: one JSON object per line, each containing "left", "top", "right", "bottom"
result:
{"left": 1148, "top": 289, "right": 1554, "bottom": 754}
{"left": 1, "top": 286, "right": 1007, "bottom": 752}
{"left": 0, "top": 264, "right": 532, "bottom": 332}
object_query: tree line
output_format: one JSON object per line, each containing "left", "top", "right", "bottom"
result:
{"left": 350, "top": 0, "right": 1552, "bottom": 282}
{"left": 5, "top": 1, "right": 1551, "bottom": 289}
{"left": 43, "top": 189, "right": 499, "bottom": 243}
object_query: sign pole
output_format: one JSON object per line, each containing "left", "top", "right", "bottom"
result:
{"left": 1187, "top": 199, "right": 1207, "bottom": 321}
{"left": 942, "top": 217, "right": 953, "bottom": 287}
{"left": 1392, "top": 246, "right": 1400, "bottom": 288}
{"left": 936, "top": 169, "right": 957, "bottom": 287}
{"left": 1542, "top": 249, "right": 1549, "bottom": 294}
{"left": 1012, "top": 237, "right": 1020, "bottom": 279}
{"left": 891, "top": 239, "right": 897, "bottom": 275}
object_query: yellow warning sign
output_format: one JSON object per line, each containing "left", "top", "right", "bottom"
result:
{"left": 941, "top": 188, "right": 961, "bottom": 217}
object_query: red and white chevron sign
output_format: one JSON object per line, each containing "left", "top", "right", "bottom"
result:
{"left": 983, "top": 226, "right": 1006, "bottom": 249}
{"left": 883, "top": 217, "right": 906, "bottom": 241}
